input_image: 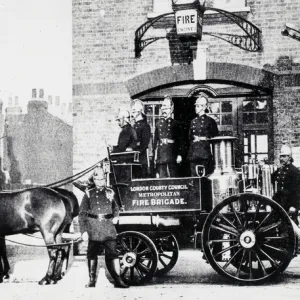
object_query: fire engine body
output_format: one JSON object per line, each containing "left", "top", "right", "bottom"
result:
{"left": 108, "top": 136, "right": 296, "bottom": 286}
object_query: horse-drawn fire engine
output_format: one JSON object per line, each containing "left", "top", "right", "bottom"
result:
{"left": 106, "top": 136, "right": 297, "bottom": 286}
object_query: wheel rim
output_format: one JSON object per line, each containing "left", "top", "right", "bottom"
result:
{"left": 115, "top": 231, "right": 158, "bottom": 285}
{"left": 202, "top": 193, "right": 295, "bottom": 284}
{"left": 154, "top": 234, "right": 179, "bottom": 276}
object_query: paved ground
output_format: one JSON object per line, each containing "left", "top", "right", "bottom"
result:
{"left": 3, "top": 246, "right": 300, "bottom": 300}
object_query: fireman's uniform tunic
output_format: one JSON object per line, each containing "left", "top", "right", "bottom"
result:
{"left": 112, "top": 123, "right": 137, "bottom": 153}
{"left": 271, "top": 163, "right": 300, "bottom": 222}
{"left": 133, "top": 118, "right": 151, "bottom": 178}
{"left": 153, "top": 117, "right": 184, "bottom": 178}
{"left": 187, "top": 114, "right": 219, "bottom": 176}
{"left": 79, "top": 187, "right": 119, "bottom": 259}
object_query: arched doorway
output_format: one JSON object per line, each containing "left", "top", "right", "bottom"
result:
{"left": 126, "top": 63, "right": 274, "bottom": 176}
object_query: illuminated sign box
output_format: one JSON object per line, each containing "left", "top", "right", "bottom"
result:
{"left": 175, "top": 9, "right": 199, "bottom": 36}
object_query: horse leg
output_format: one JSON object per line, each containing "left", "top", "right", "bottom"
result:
{"left": 52, "top": 234, "right": 70, "bottom": 283}
{"left": 38, "top": 246, "right": 58, "bottom": 285}
{"left": 0, "top": 256, "right": 4, "bottom": 283}
{"left": 1, "top": 239, "right": 10, "bottom": 279}
{"left": 38, "top": 229, "right": 60, "bottom": 285}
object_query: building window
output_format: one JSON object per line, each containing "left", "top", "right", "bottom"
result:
{"left": 243, "top": 98, "right": 268, "bottom": 125}
{"left": 243, "top": 132, "right": 269, "bottom": 164}
{"left": 152, "top": 0, "right": 246, "bottom": 13}
{"left": 209, "top": 100, "right": 233, "bottom": 126}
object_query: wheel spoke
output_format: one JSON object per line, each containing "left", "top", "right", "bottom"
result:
{"left": 264, "top": 235, "right": 288, "bottom": 241}
{"left": 209, "top": 238, "right": 238, "bottom": 244}
{"left": 223, "top": 247, "right": 243, "bottom": 270}
{"left": 229, "top": 202, "right": 243, "bottom": 227}
{"left": 159, "top": 256, "right": 168, "bottom": 267}
{"left": 211, "top": 224, "right": 239, "bottom": 236}
{"left": 218, "top": 223, "right": 239, "bottom": 234}
{"left": 262, "top": 243, "right": 288, "bottom": 257}
{"left": 135, "top": 265, "right": 144, "bottom": 278}
{"left": 213, "top": 243, "right": 239, "bottom": 258}
{"left": 129, "top": 237, "right": 133, "bottom": 250}
{"left": 133, "top": 239, "right": 142, "bottom": 252}
{"left": 120, "top": 240, "right": 130, "bottom": 252}
{"left": 248, "top": 249, "right": 253, "bottom": 279}
{"left": 121, "top": 266, "right": 129, "bottom": 276}
{"left": 130, "top": 266, "right": 134, "bottom": 280}
{"left": 160, "top": 253, "right": 172, "bottom": 259}
{"left": 137, "top": 248, "right": 151, "bottom": 256}
{"left": 257, "top": 245, "right": 280, "bottom": 268}
{"left": 254, "top": 211, "right": 272, "bottom": 233}
{"left": 254, "top": 250, "right": 267, "bottom": 277}
{"left": 137, "top": 262, "right": 151, "bottom": 274}
{"left": 257, "top": 221, "right": 282, "bottom": 234}
{"left": 218, "top": 214, "right": 239, "bottom": 231}
{"left": 235, "top": 249, "right": 246, "bottom": 277}
{"left": 252, "top": 201, "right": 262, "bottom": 224}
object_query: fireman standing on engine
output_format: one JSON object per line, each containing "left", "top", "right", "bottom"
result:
{"left": 187, "top": 94, "right": 219, "bottom": 176}
{"left": 153, "top": 96, "right": 184, "bottom": 178}
{"left": 131, "top": 99, "right": 151, "bottom": 178}
{"left": 78, "top": 163, "right": 129, "bottom": 288}
{"left": 111, "top": 109, "right": 138, "bottom": 153}
{"left": 272, "top": 144, "right": 300, "bottom": 224}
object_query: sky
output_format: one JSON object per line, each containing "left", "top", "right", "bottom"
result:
{"left": 0, "top": 0, "right": 72, "bottom": 109}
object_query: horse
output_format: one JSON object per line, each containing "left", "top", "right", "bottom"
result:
{"left": 0, "top": 186, "right": 79, "bottom": 285}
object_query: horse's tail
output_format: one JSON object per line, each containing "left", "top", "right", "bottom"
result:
{"left": 52, "top": 187, "right": 79, "bottom": 218}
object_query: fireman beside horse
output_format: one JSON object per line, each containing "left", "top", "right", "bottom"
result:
{"left": 0, "top": 187, "right": 79, "bottom": 285}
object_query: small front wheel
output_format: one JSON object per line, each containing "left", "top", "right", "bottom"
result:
{"left": 154, "top": 234, "right": 179, "bottom": 276}
{"left": 114, "top": 231, "right": 158, "bottom": 285}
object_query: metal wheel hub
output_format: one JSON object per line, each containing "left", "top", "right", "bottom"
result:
{"left": 122, "top": 252, "right": 137, "bottom": 267}
{"left": 239, "top": 230, "right": 256, "bottom": 249}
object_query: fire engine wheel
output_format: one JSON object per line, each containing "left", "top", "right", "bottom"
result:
{"left": 114, "top": 231, "right": 158, "bottom": 285}
{"left": 153, "top": 234, "right": 179, "bottom": 277}
{"left": 202, "top": 193, "right": 295, "bottom": 284}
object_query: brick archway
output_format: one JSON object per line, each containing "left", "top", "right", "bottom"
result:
{"left": 126, "top": 62, "right": 273, "bottom": 98}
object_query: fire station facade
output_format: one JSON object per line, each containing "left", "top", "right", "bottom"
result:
{"left": 72, "top": 0, "right": 300, "bottom": 174}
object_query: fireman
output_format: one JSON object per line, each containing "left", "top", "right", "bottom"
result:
{"left": 272, "top": 144, "right": 300, "bottom": 224}
{"left": 187, "top": 94, "right": 219, "bottom": 176}
{"left": 153, "top": 96, "right": 184, "bottom": 178}
{"left": 111, "top": 109, "right": 138, "bottom": 153}
{"left": 78, "top": 163, "right": 129, "bottom": 288}
{"left": 131, "top": 99, "right": 151, "bottom": 178}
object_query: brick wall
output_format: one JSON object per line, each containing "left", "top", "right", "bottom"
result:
{"left": 73, "top": 0, "right": 300, "bottom": 170}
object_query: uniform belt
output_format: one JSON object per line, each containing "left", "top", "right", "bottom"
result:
{"left": 87, "top": 213, "right": 113, "bottom": 220}
{"left": 160, "top": 138, "right": 175, "bottom": 145}
{"left": 193, "top": 136, "right": 208, "bottom": 142}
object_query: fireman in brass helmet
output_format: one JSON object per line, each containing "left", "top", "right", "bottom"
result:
{"left": 131, "top": 99, "right": 151, "bottom": 178}
{"left": 153, "top": 96, "right": 184, "bottom": 178}
{"left": 111, "top": 109, "right": 138, "bottom": 153}
{"left": 187, "top": 94, "right": 219, "bottom": 176}
{"left": 271, "top": 143, "right": 300, "bottom": 224}
{"left": 78, "top": 163, "right": 129, "bottom": 288}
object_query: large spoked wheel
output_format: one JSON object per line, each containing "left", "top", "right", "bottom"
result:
{"left": 153, "top": 234, "right": 179, "bottom": 276}
{"left": 114, "top": 231, "right": 158, "bottom": 285}
{"left": 202, "top": 193, "right": 296, "bottom": 284}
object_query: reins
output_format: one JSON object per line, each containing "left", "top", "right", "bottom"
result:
{"left": 2, "top": 158, "right": 106, "bottom": 193}
{"left": 0, "top": 235, "right": 83, "bottom": 248}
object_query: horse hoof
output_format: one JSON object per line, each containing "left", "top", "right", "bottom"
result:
{"left": 38, "top": 277, "right": 51, "bottom": 285}
{"left": 3, "top": 274, "right": 10, "bottom": 280}
{"left": 0, "top": 278, "right": 3, "bottom": 284}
